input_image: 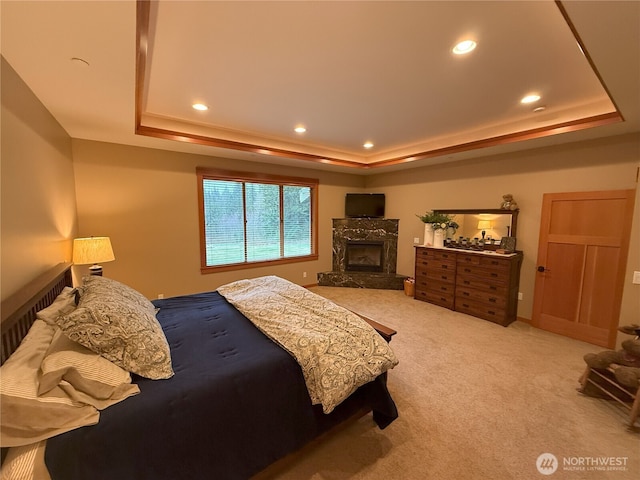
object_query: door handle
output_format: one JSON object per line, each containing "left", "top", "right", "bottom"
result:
{"left": 537, "top": 266, "right": 550, "bottom": 273}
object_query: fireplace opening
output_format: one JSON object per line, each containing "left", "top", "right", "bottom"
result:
{"left": 345, "top": 241, "right": 384, "bottom": 272}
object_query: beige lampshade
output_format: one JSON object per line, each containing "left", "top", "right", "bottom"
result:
{"left": 72, "top": 237, "right": 115, "bottom": 265}
{"left": 477, "top": 220, "right": 492, "bottom": 230}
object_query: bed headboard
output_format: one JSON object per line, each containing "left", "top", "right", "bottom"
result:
{"left": 0, "top": 263, "right": 73, "bottom": 364}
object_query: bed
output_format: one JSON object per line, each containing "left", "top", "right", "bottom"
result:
{"left": 1, "top": 263, "right": 398, "bottom": 479}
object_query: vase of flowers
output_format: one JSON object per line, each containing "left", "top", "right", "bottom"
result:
{"left": 416, "top": 211, "right": 458, "bottom": 247}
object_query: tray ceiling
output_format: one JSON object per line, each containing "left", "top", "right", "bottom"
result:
{"left": 2, "top": 1, "right": 638, "bottom": 173}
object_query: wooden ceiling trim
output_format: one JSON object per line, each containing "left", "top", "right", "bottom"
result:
{"left": 135, "top": 0, "right": 623, "bottom": 172}
{"left": 369, "top": 112, "right": 623, "bottom": 169}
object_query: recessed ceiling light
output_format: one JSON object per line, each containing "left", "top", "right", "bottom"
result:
{"left": 363, "top": 142, "right": 374, "bottom": 149}
{"left": 192, "top": 103, "right": 208, "bottom": 111}
{"left": 452, "top": 40, "right": 477, "bottom": 55}
{"left": 294, "top": 126, "right": 306, "bottom": 134}
{"left": 521, "top": 94, "right": 541, "bottom": 104}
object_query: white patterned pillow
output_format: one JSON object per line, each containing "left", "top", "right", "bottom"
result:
{"left": 56, "top": 276, "right": 173, "bottom": 380}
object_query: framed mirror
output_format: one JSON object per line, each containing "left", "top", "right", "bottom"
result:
{"left": 434, "top": 209, "right": 519, "bottom": 243}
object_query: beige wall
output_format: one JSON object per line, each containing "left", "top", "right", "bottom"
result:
{"left": 71, "top": 139, "right": 364, "bottom": 298}
{"left": 364, "top": 133, "right": 639, "bottom": 345}
{"left": 1, "top": 57, "right": 77, "bottom": 301}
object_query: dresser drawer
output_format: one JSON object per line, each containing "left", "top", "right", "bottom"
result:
{"left": 425, "top": 270, "right": 456, "bottom": 284}
{"left": 457, "top": 253, "right": 510, "bottom": 271}
{"left": 456, "top": 276, "right": 507, "bottom": 295}
{"left": 427, "top": 261, "right": 456, "bottom": 274}
{"left": 415, "top": 257, "right": 456, "bottom": 272}
{"left": 417, "top": 290, "right": 454, "bottom": 309}
{"left": 414, "top": 276, "right": 429, "bottom": 294}
{"left": 454, "top": 297, "right": 507, "bottom": 325}
{"left": 428, "top": 249, "right": 456, "bottom": 262}
{"left": 455, "top": 286, "right": 507, "bottom": 308}
{"left": 415, "top": 265, "right": 429, "bottom": 279}
{"left": 415, "top": 256, "right": 431, "bottom": 270}
{"left": 479, "top": 256, "right": 511, "bottom": 269}
{"left": 456, "top": 264, "right": 509, "bottom": 285}
{"left": 426, "top": 281, "right": 456, "bottom": 296}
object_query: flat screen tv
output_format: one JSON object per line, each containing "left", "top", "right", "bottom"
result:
{"left": 345, "top": 193, "right": 385, "bottom": 218}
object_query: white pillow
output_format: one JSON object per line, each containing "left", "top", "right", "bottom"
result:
{"left": 0, "top": 321, "right": 99, "bottom": 448}
{"left": 38, "top": 328, "right": 140, "bottom": 410}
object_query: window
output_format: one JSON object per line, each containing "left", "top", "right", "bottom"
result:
{"left": 197, "top": 168, "right": 318, "bottom": 273}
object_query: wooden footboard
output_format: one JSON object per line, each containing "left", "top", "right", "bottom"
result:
{"left": 355, "top": 312, "right": 397, "bottom": 343}
{"left": 0, "top": 263, "right": 73, "bottom": 364}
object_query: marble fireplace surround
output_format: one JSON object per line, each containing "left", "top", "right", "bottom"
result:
{"left": 317, "top": 218, "right": 408, "bottom": 289}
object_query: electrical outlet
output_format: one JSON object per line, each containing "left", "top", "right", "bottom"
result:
{"left": 518, "top": 292, "right": 523, "bottom": 300}
{"left": 633, "top": 271, "right": 640, "bottom": 285}
{"left": 413, "top": 237, "right": 420, "bottom": 244}
{"left": 303, "top": 272, "right": 307, "bottom": 278}
{"left": 157, "top": 293, "right": 164, "bottom": 299}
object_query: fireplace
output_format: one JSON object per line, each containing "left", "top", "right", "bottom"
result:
{"left": 346, "top": 241, "right": 384, "bottom": 272}
{"left": 317, "top": 218, "right": 408, "bottom": 289}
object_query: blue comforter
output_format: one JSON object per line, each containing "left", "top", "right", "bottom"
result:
{"left": 46, "top": 291, "right": 397, "bottom": 479}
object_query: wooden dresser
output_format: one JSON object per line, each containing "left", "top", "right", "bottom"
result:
{"left": 414, "top": 246, "right": 523, "bottom": 326}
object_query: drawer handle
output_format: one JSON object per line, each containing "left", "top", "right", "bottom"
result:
{"left": 441, "top": 286, "right": 447, "bottom": 291}
{"left": 441, "top": 264, "right": 449, "bottom": 269}
{"left": 464, "top": 268, "right": 471, "bottom": 273}
{"left": 463, "top": 291, "right": 469, "bottom": 296}
{"left": 491, "top": 261, "right": 499, "bottom": 265}
{"left": 464, "top": 280, "right": 470, "bottom": 285}
{"left": 490, "top": 273, "right": 498, "bottom": 277}
{"left": 489, "top": 298, "right": 497, "bottom": 303}
{"left": 462, "top": 303, "right": 470, "bottom": 308}
{"left": 489, "top": 286, "right": 497, "bottom": 290}
{"left": 488, "top": 311, "right": 496, "bottom": 315}
{"left": 440, "top": 297, "right": 447, "bottom": 302}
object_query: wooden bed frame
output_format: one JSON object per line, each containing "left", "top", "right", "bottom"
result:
{"left": 0, "top": 263, "right": 397, "bottom": 476}
{"left": 1, "top": 263, "right": 73, "bottom": 365}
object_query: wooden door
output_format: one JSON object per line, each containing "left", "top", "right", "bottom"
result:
{"left": 532, "top": 189, "right": 635, "bottom": 348}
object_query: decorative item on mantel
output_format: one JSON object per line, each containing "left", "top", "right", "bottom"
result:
{"left": 416, "top": 211, "right": 458, "bottom": 247}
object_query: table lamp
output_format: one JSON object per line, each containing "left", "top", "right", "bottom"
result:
{"left": 72, "top": 236, "right": 115, "bottom": 276}
{"left": 477, "top": 220, "right": 492, "bottom": 240}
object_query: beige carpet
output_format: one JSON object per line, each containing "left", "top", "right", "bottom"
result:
{"left": 265, "top": 287, "right": 639, "bottom": 480}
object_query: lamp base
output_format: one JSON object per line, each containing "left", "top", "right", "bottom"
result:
{"left": 89, "top": 265, "right": 103, "bottom": 276}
